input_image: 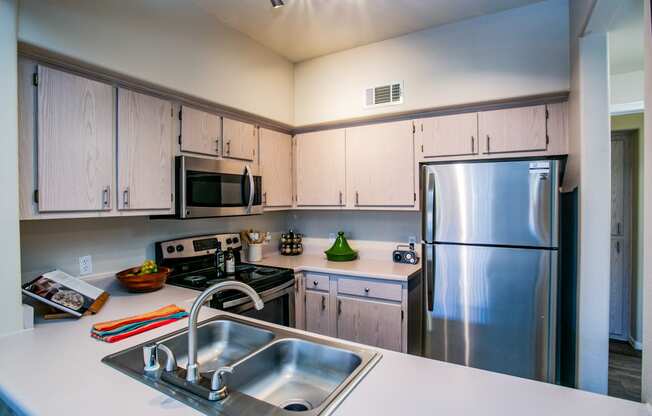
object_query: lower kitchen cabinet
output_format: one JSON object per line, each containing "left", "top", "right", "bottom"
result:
{"left": 305, "top": 290, "right": 331, "bottom": 336}
{"left": 297, "top": 272, "right": 421, "bottom": 353}
{"left": 336, "top": 296, "right": 402, "bottom": 352}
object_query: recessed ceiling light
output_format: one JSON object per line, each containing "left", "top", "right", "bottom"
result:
{"left": 270, "top": 0, "right": 284, "bottom": 8}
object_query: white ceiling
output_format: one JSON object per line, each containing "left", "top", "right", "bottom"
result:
{"left": 192, "top": 0, "right": 546, "bottom": 62}
{"left": 609, "top": 0, "right": 644, "bottom": 74}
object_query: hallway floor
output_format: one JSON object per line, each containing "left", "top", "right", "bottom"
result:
{"left": 608, "top": 340, "right": 642, "bottom": 402}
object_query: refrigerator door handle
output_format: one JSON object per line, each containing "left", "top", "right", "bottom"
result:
{"left": 421, "top": 165, "right": 436, "bottom": 243}
{"left": 422, "top": 243, "right": 434, "bottom": 312}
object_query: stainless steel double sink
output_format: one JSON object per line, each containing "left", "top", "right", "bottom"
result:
{"left": 102, "top": 315, "right": 381, "bottom": 415}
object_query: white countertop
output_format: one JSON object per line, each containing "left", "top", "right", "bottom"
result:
{"left": 0, "top": 278, "right": 648, "bottom": 416}
{"left": 250, "top": 253, "right": 421, "bottom": 281}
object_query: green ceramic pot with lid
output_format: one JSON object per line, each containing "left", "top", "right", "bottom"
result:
{"left": 325, "top": 232, "right": 358, "bottom": 262}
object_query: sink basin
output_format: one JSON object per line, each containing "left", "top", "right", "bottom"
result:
{"left": 161, "top": 319, "right": 274, "bottom": 373}
{"left": 102, "top": 316, "right": 380, "bottom": 416}
{"left": 230, "top": 339, "right": 362, "bottom": 411}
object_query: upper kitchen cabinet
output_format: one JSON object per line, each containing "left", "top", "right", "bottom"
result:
{"left": 259, "top": 128, "right": 293, "bottom": 208}
{"left": 179, "top": 106, "right": 221, "bottom": 157}
{"left": 418, "top": 113, "right": 478, "bottom": 159}
{"left": 295, "top": 129, "right": 346, "bottom": 207}
{"left": 222, "top": 117, "right": 258, "bottom": 162}
{"left": 35, "top": 66, "right": 115, "bottom": 213}
{"left": 346, "top": 120, "right": 416, "bottom": 208}
{"left": 478, "top": 105, "right": 547, "bottom": 154}
{"left": 117, "top": 89, "right": 174, "bottom": 211}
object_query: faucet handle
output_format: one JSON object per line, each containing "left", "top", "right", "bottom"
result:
{"left": 143, "top": 343, "right": 160, "bottom": 372}
{"left": 211, "top": 366, "right": 234, "bottom": 394}
{"left": 156, "top": 344, "right": 177, "bottom": 373}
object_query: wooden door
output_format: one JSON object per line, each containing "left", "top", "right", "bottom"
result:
{"left": 180, "top": 106, "right": 221, "bottom": 156}
{"left": 36, "top": 66, "right": 115, "bottom": 212}
{"left": 346, "top": 120, "right": 415, "bottom": 207}
{"left": 305, "top": 290, "right": 330, "bottom": 336}
{"left": 295, "top": 129, "right": 346, "bottom": 207}
{"left": 223, "top": 117, "right": 257, "bottom": 161}
{"left": 610, "top": 238, "right": 626, "bottom": 338}
{"left": 259, "top": 128, "right": 293, "bottom": 207}
{"left": 478, "top": 105, "right": 547, "bottom": 154}
{"left": 117, "top": 89, "right": 173, "bottom": 211}
{"left": 336, "top": 296, "right": 402, "bottom": 351}
{"left": 419, "top": 113, "right": 478, "bottom": 158}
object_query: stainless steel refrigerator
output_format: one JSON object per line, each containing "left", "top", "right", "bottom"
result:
{"left": 421, "top": 159, "right": 560, "bottom": 383}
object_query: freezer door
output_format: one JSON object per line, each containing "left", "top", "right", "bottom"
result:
{"left": 423, "top": 243, "right": 555, "bottom": 382}
{"left": 422, "top": 160, "right": 558, "bottom": 247}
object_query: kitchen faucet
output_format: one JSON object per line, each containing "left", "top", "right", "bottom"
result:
{"left": 185, "top": 281, "right": 264, "bottom": 393}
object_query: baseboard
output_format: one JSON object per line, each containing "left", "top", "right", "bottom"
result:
{"left": 629, "top": 336, "right": 643, "bottom": 351}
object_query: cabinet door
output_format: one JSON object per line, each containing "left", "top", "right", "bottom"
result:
{"left": 346, "top": 121, "right": 415, "bottom": 207}
{"left": 223, "top": 117, "right": 257, "bottom": 161}
{"left": 305, "top": 290, "right": 330, "bottom": 336}
{"left": 180, "top": 106, "right": 221, "bottom": 156}
{"left": 295, "top": 129, "right": 346, "bottom": 207}
{"left": 336, "top": 296, "right": 402, "bottom": 352}
{"left": 259, "top": 128, "right": 293, "bottom": 207}
{"left": 117, "top": 89, "right": 173, "bottom": 211}
{"left": 419, "top": 113, "right": 478, "bottom": 158}
{"left": 37, "top": 66, "right": 114, "bottom": 212}
{"left": 479, "top": 105, "right": 547, "bottom": 154}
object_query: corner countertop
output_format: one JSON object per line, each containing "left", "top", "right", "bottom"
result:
{"left": 0, "top": 278, "right": 648, "bottom": 416}
{"left": 249, "top": 253, "right": 421, "bottom": 281}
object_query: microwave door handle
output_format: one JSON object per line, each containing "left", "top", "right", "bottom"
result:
{"left": 245, "top": 164, "right": 254, "bottom": 213}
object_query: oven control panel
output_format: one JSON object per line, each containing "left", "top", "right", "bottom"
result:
{"left": 157, "top": 233, "right": 242, "bottom": 260}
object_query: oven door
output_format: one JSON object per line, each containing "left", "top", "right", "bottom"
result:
{"left": 220, "top": 280, "right": 295, "bottom": 328}
{"left": 177, "top": 156, "right": 263, "bottom": 218}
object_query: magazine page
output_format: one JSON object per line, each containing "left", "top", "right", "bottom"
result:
{"left": 22, "top": 270, "right": 103, "bottom": 317}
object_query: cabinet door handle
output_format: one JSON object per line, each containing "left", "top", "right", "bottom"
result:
{"left": 617, "top": 222, "right": 621, "bottom": 235}
{"left": 486, "top": 135, "right": 491, "bottom": 153}
{"left": 313, "top": 280, "right": 318, "bottom": 287}
{"left": 616, "top": 241, "right": 621, "bottom": 253}
{"left": 215, "top": 138, "right": 220, "bottom": 153}
{"left": 337, "top": 299, "right": 342, "bottom": 315}
{"left": 355, "top": 191, "right": 359, "bottom": 206}
{"left": 471, "top": 136, "right": 475, "bottom": 153}
{"left": 263, "top": 192, "right": 267, "bottom": 205}
{"left": 123, "top": 187, "right": 130, "bottom": 208}
{"left": 364, "top": 287, "right": 370, "bottom": 294}
{"left": 226, "top": 140, "right": 231, "bottom": 155}
{"left": 102, "top": 186, "right": 111, "bottom": 209}
{"left": 321, "top": 295, "right": 326, "bottom": 311}
{"left": 339, "top": 191, "right": 343, "bottom": 206}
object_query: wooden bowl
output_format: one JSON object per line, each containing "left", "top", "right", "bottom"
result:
{"left": 116, "top": 266, "right": 172, "bottom": 293}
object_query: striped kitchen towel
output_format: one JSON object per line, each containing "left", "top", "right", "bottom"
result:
{"left": 91, "top": 304, "right": 188, "bottom": 343}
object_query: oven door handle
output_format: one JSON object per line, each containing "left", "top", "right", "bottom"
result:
{"left": 221, "top": 279, "right": 294, "bottom": 310}
{"left": 245, "top": 164, "right": 255, "bottom": 213}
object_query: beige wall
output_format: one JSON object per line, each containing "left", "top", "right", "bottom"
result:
{"left": 20, "top": 213, "right": 287, "bottom": 283}
{"left": 611, "top": 70, "right": 645, "bottom": 106}
{"left": 17, "top": 0, "right": 295, "bottom": 125}
{"left": 0, "top": 0, "right": 23, "bottom": 336}
{"left": 293, "top": 0, "right": 570, "bottom": 126}
{"left": 611, "top": 113, "right": 645, "bottom": 346}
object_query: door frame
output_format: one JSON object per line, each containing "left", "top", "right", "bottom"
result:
{"left": 609, "top": 129, "right": 635, "bottom": 341}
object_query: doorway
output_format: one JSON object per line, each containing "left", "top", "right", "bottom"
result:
{"left": 608, "top": 128, "right": 642, "bottom": 402}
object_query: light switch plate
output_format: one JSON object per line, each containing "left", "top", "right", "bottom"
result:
{"left": 79, "top": 255, "right": 93, "bottom": 276}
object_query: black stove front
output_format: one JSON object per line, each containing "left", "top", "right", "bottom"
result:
{"left": 155, "top": 233, "right": 295, "bottom": 327}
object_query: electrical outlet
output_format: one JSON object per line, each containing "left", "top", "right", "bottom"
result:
{"left": 79, "top": 255, "right": 93, "bottom": 276}
{"left": 408, "top": 236, "right": 417, "bottom": 245}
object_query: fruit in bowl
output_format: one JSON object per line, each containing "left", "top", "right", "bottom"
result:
{"left": 116, "top": 260, "right": 171, "bottom": 293}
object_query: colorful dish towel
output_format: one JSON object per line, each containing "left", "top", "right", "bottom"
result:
{"left": 91, "top": 304, "right": 188, "bottom": 343}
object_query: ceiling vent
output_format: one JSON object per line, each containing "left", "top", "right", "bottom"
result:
{"left": 364, "top": 82, "right": 403, "bottom": 108}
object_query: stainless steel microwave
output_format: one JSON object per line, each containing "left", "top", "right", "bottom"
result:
{"left": 175, "top": 156, "right": 262, "bottom": 219}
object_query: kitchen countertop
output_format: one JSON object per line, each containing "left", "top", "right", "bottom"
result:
{"left": 250, "top": 253, "right": 421, "bottom": 281}
{"left": 0, "top": 278, "right": 648, "bottom": 416}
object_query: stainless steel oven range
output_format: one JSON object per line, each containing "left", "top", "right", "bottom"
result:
{"left": 156, "top": 233, "right": 294, "bottom": 327}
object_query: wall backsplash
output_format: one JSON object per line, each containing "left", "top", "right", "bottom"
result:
{"left": 286, "top": 210, "right": 420, "bottom": 243}
{"left": 19, "top": 212, "right": 287, "bottom": 282}
{"left": 19, "top": 210, "right": 420, "bottom": 282}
